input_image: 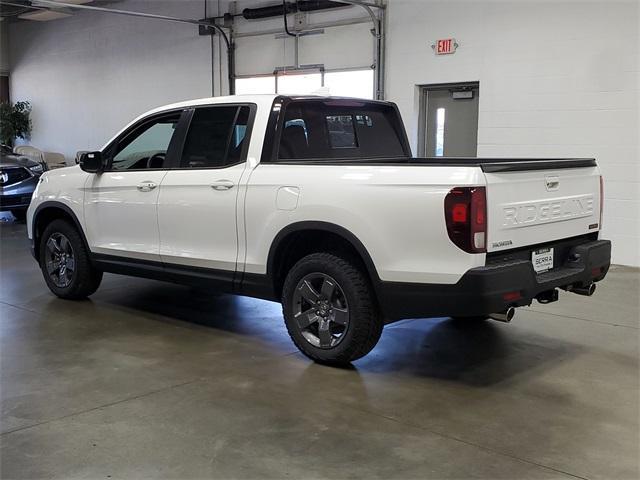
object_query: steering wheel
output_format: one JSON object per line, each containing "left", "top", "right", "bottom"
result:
{"left": 146, "top": 152, "right": 166, "bottom": 169}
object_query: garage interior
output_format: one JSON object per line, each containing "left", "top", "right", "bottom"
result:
{"left": 1, "top": 1, "right": 639, "bottom": 479}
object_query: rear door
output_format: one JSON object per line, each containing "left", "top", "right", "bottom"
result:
{"left": 157, "top": 104, "right": 254, "bottom": 273}
{"left": 485, "top": 164, "right": 602, "bottom": 253}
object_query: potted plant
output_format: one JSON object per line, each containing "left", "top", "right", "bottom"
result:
{"left": 0, "top": 101, "right": 32, "bottom": 148}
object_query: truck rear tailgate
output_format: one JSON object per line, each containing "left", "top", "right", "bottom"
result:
{"left": 484, "top": 162, "right": 602, "bottom": 253}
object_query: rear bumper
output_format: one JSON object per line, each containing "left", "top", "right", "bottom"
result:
{"left": 378, "top": 239, "right": 611, "bottom": 321}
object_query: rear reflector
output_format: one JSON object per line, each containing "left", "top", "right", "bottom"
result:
{"left": 503, "top": 291, "right": 522, "bottom": 302}
{"left": 444, "top": 187, "right": 487, "bottom": 254}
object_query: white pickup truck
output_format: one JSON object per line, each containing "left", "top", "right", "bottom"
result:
{"left": 27, "top": 95, "right": 611, "bottom": 364}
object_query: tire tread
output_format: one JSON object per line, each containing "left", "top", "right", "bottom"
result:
{"left": 40, "top": 219, "right": 102, "bottom": 299}
{"left": 282, "top": 252, "right": 382, "bottom": 365}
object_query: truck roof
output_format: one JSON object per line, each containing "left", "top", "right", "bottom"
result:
{"left": 139, "top": 94, "right": 391, "bottom": 119}
{"left": 102, "top": 95, "right": 393, "bottom": 151}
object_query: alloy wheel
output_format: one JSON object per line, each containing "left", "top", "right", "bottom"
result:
{"left": 44, "top": 233, "right": 76, "bottom": 288}
{"left": 292, "top": 273, "right": 350, "bottom": 349}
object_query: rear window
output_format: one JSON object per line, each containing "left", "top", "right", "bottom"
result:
{"left": 180, "top": 105, "right": 251, "bottom": 169}
{"left": 277, "top": 100, "right": 408, "bottom": 160}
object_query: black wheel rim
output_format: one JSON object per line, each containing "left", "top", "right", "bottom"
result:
{"left": 44, "top": 233, "right": 75, "bottom": 288}
{"left": 292, "top": 273, "right": 349, "bottom": 349}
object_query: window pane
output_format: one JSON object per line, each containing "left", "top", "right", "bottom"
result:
{"left": 235, "top": 76, "right": 276, "bottom": 95}
{"left": 180, "top": 107, "right": 238, "bottom": 169}
{"left": 228, "top": 107, "right": 251, "bottom": 164}
{"left": 326, "top": 115, "right": 357, "bottom": 149}
{"left": 112, "top": 117, "right": 179, "bottom": 170}
{"left": 278, "top": 100, "right": 406, "bottom": 160}
{"left": 277, "top": 72, "right": 322, "bottom": 95}
{"left": 324, "top": 70, "right": 374, "bottom": 99}
{"left": 435, "top": 108, "right": 446, "bottom": 157}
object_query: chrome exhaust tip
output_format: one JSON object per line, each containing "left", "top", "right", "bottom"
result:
{"left": 571, "top": 283, "right": 596, "bottom": 296}
{"left": 489, "top": 307, "right": 515, "bottom": 323}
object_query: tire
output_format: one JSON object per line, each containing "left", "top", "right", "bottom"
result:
{"left": 282, "top": 252, "right": 383, "bottom": 365}
{"left": 10, "top": 209, "right": 26, "bottom": 222}
{"left": 39, "top": 219, "right": 103, "bottom": 299}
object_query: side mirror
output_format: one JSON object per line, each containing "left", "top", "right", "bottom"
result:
{"left": 79, "top": 151, "right": 103, "bottom": 173}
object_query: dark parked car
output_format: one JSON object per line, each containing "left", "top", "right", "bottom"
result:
{"left": 0, "top": 145, "right": 47, "bottom": 221}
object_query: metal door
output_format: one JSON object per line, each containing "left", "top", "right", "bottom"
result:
{"left": 420, "top": 83, "right": 479, "bottom": 157}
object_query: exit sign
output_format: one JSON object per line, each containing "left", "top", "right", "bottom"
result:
{"left": 433, "top": 38, "right": 458, "bottom": 55}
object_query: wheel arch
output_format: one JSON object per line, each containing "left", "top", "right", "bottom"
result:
{"left": 32, "top": 202, "right": 90, "bottom": 262}
{"left": 266, "top": 221, "right": 381, "bottom": 300}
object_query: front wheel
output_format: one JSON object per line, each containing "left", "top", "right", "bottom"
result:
{"left": 282, "top": 253, "right": 383, "bottom": 365}
{"left": 39, "top": 219, "right": 103, "bottom": 299}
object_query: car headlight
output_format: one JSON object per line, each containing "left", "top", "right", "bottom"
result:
{"left": 29, "top": 164, "right": 44, "bottom": 174}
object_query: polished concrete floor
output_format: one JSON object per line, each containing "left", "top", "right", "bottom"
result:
{"left": 1, "top": 214, "right": 638, "bottom": 479}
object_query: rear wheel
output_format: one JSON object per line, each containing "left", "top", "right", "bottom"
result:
{"left": 39, "top": 219, "right": 103, "bottom": 299}
{"left": 282, "top": 253, "right": 383, "bottom": 365}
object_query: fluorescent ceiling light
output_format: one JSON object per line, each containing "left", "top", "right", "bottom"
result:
{"left": 20, "top": 1, "right": 93, "bottom": 21}
{"left": 19, "top": 10, "right": 72, "bottom": 21}
{"left": 32, "top": 0, "right": 93, "bottom": 5}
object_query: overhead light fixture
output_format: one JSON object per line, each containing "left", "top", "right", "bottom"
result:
{"left": 32, "top": 0, "right": 93, "bottom": 5}
{"left": 18, "top": 10, "right": 72, "bottom": 21}
{"left": 20, "top": 0, "right": 93, "bottom": 21}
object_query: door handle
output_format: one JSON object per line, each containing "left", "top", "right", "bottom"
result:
{"left": 210, "top": 180, "right": 235, "bottom": 191}
{"left": 136, "top": 181, "right": 157, "bottom": 192}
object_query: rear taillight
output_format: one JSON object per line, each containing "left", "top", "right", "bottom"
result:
{"left": 599, "top": 175, "right": 604, "bottom": 228}
{"left": 444, "top": 186, "right": 487, "bottom": 254}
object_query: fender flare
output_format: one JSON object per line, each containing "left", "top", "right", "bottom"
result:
{"left": 32, "top": 201, "right": 90, "bottom": 261}
{"left": 266, "top": 221, "right": 381, "bottom": 283}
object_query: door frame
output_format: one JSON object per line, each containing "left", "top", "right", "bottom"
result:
{"left": 417, "top": 81, "right": 480, "bottom": 157}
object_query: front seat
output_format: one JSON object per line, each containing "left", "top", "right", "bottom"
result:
{"left": 279, "top": 125, "right": 308, "bottom": 159}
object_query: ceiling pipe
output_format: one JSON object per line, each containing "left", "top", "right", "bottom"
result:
{"left": 7, "top": 0, "right": 230, "bottom": 45}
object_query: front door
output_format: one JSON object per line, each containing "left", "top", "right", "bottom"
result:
{"left": 84, "top": 111, "right": 184, "bottom": 261}
{"left": 157, "top": 105, "right": 253, "bottom": 274}
{"left": 420, "top": 83, "right": 480, "bottom": 157}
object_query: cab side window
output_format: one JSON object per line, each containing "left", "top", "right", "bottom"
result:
{"left": 180, "top": 106, "right": 251, "bottom": 169}
{"left": 111, "top": 113, "right": 180, "bottom": 170}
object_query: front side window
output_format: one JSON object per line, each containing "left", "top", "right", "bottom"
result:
{"left": 180, "top": 106, "right": 251, "bottom": 169}
{"left": 111, "top": 114, "right": 180, "bottom": 170}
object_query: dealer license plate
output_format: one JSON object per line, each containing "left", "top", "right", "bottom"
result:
{"left": 532, "top": 248, "right": 554, "bottom": 274}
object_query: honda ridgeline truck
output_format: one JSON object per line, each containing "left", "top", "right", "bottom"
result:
{"left": 27, "top": 95, "right": 611, "bottom": 364}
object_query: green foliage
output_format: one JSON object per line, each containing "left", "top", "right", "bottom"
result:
{"left": 0, "top": 101, "right": 32, "bottom": 147}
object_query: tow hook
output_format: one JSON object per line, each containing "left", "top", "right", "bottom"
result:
{"left": 536, "top": 289, "right": 559, "bottom": 304}
{"left": 568, "top": 283, "right": 596, "bottom": 297}
{"left": 489, "top": 307, "right": 515, "bottom": 323}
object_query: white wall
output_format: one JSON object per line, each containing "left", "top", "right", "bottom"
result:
{"left": 9, "top": 1, "right": 222, "bottom": 159}
{"left": 387, "top": 0, "right": 639, "bottom": 266}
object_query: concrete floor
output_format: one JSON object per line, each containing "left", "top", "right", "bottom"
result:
{"left": 1, "top": 214, "right": 638, "bottom": 480}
